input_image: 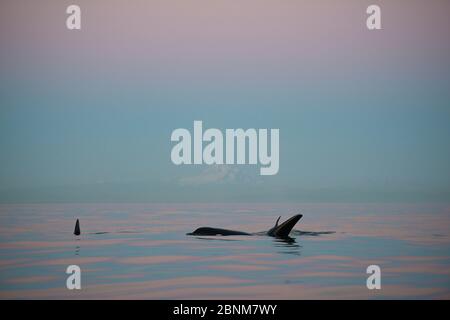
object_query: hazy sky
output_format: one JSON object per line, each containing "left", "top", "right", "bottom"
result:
{"left": 1, "top": 0, "right": 449, "bottom": 202}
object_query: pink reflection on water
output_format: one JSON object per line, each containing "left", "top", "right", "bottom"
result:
{"left": 0, "top": 276, "right": 252, "bottom": 299}
{"left": 118, "top": 255, "right": 196, "bottom": 265}
{"left": 5, "top": 275, "right": 57, "bottom": 284}
{"left": 3, "top": 282, "right": 446, "bottom": 300}
{"left": 208, "top": 265, "right": 275, "bottom": 271}
{"left": 1, "top": 203, "right": 449, "bottom": 299}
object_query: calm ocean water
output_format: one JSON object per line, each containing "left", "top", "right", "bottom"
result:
{"left": 0, "top": 203, "right": 449, "bottom": 299}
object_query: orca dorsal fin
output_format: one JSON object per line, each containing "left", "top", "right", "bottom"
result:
{"left": 274, "top": 216, "right": 281, "bottom": 227}
{"left": 74, "top": 219, "right": 80, "bottom": 236}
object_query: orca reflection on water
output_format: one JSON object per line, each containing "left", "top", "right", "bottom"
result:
{"left": 187, "top": 214, "right": 302, "bottom": 238}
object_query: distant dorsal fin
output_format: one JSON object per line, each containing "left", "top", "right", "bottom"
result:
{"left": 74, "top": 219, "right": 80, "bottom": 236}
{"left": 275, "top": 216, "right": 281, "bottom": 227}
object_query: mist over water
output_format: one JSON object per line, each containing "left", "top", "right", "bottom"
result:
{"left": 0, "top": 203, "right": 449, "bottom": 299}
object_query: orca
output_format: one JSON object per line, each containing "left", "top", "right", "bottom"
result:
{"left": 74, "top": 219, "right": 81, "bottom": 235}
{"left": 187, "top": 214, "right": 302, "bottom": 238}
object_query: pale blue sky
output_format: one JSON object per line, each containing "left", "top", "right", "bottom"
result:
{"left": 1, "top": 0, "right": 449, "bottom": 202}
